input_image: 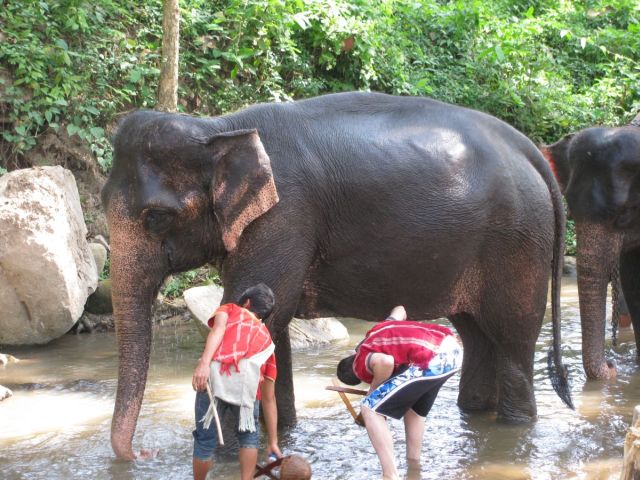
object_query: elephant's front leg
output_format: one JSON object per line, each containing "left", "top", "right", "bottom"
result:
{"left": 271, "top": 325, "right": 296, "bottom": 427}
{"left": 219, "top": 219, "right": 317, "bottom": 429}
{"left": 620, "top": 246, "right": 640, "bottom": 354}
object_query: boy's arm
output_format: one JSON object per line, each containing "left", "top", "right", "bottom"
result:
{"left": 368, "top": 352, "right": 395, "bottom": 393}
{"left": 192, "top": 311, "right": 228, "bottom": 391}
{"left": 260, "top": 378, "right": 282, "bottom": 459}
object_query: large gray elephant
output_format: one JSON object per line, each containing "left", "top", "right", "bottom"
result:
{"left": 541, "top": 113, "right": 640, "bottom": 380}
{"left": 102, "top": 92, "right": 571, "bottom": 459}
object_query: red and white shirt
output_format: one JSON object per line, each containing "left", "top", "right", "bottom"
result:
{"left": 353, "top": 320, "right": 456, "bottom": 384}
{"left": 208, "top": 303, "right": 277, "bottom": 399}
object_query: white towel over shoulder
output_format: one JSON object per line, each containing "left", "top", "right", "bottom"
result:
{"left": 202, "top": 343, "right": 275, "bottom": 432}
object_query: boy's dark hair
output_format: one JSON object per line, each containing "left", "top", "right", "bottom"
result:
{"left": 238, "top": 283, "right": 275, "bottom": 319}
{"left": 337, "top": 354, "right": 360, "bottom": 386}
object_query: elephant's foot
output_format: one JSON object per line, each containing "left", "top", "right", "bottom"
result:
{"left": 457, "top": 383, "right": 498, "bottom": 412}
{"left": 496, "top": 406, "right": 536, "bottom": 424}
{"left": 277, "top": 412, "right": 297, "bottom": 429}
{"left": 495, "top": 388, "right": 537, "bottom": 423}
{"left": 585, "top": 360, "right": 617, "bottom": 380}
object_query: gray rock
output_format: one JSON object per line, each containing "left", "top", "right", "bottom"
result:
{"left": 91, "top": 234, "right": 110, "bottom": 252}
{"left": 563, "top": 256, "right": 577, "bottom": 276}
{"left": 85, "top": 279, "right": 113, "bottom": 314}
{"left": 89, "top": 242, "right": 108, "bottom": 277}
{"left": 288, "top": 317, "right": 349, "bottom": 349}
{"left": 184, "top": 285, "right": 349, "bottom": 350}
{"left": 0, "top": 166, "right": 98, "bottom": 345}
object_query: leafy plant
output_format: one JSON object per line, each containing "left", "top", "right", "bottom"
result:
{"left": 162, "top": 266, "right": 221, "bottom": 299}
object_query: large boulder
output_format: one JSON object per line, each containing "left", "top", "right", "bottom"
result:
{"left": 0, "top": 166, "right": 98, "bottom": 345}
{"left": 184, "top": 285, "right": 349, "bottom": 349}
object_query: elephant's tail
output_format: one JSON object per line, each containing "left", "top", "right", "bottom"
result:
{"left": 529, "top": 145, "right": 574, "bottom": 410}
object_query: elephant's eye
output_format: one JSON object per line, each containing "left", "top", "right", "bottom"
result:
{"left": 143, "top": 208, "right": 176, "bottom": 235}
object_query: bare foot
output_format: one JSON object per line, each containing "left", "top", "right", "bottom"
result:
{"left": 135, "top": 449, "right": 159, "bottom": 461}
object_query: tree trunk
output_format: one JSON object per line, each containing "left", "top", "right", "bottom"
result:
{"left": 157, "top": 0, "right": 180, "bottom": 112}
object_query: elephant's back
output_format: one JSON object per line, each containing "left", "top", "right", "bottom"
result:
{"left": 228, "top": 92, "right": 556, "bottom": 238}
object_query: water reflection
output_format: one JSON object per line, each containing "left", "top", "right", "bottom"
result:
{"left": 0, "top": 276, "right": 636, "bottom": 479}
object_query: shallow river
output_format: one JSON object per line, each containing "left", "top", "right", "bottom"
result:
{"left": 1, "top": 276, "right": 638, "bottom": 479}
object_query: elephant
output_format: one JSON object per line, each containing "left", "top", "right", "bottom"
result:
{"left": 540, "top": 113, "right": 640, "bottom": 380}
{"left": 101, "top": 91, "right": 572, "bottom": 460}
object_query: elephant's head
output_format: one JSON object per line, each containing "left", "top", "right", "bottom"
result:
{"left": 101, "top": 111, "right": 279, "bottom": 459}
{"left": 541, "top": 125, "right": 640, "bottom": 380}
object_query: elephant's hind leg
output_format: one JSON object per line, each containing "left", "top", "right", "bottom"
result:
{"left": 482, "top": 274, "right": 547, "bottom": 423}
{"left": 450, "top": 313, "right": 498, "bottom": 412}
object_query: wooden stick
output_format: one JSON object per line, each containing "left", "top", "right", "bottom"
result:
{"left": 206, "top": 380, "right": 224, "bottom": 446}
{"left": 254, "top": 456, "right": 284, "bottom": 479}
{"left": 331, "top": 378, "right": 365, "bottom": 427}
{"left": 325, "top": 385, "right": 368, "bottom": 396}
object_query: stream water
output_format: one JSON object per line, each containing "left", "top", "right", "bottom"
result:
{"left": 1, "top": 276, "right": 638, "bottom": 479}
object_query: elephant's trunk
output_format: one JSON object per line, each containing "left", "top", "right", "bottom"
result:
{"left": 110, "top": 294, "right": 153, "bottom": 460}
{"left": 575, "top": 221, "right": 623, "bottom": 380}
{"left": 107, "top": 201, "right": 164, "bottom": 459}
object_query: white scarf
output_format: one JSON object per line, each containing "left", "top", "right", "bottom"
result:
{"left": 202, "top": 342, "right": 275, "bottom": 432}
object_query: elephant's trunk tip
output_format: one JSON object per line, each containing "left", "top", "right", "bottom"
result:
{"left": 547, "top": 349, "right": 574, "bottom": 410}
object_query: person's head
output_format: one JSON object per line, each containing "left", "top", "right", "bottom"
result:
{"left": 336, "top": 354, "right": 360, "bottom": 385}
{"left": 237, "top": 283, "right": 275, "bottom": 319}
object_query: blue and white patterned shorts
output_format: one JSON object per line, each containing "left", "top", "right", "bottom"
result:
{"left": 362, "top": 337, "right": 462, "bottom": 419}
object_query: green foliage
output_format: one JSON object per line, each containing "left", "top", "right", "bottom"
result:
{"left": 565, "top": 219, "right": 577, "bottom": 256}
{"left": 0, "top": 0, "right": 162, "bottom": 171}
{"left": 100, "top": 257, "right": 110, "bottom": 281}
{"left": 162, "top": 267, "right": 221, "bottom": 299}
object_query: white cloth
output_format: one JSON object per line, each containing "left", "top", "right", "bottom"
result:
{"left": 202, "top": 342, "right": 275, "bottom": 432}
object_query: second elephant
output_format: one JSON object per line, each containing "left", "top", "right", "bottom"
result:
{"left": 541, "top": 113, "right": 640, "bottom": 380}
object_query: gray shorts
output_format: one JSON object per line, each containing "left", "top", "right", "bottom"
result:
{"left": 192, "top": 391, "right": 260, "bottom": 460}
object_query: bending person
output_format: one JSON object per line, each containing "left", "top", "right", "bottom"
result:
{"left": 337, "top": 306, "right": 462, "bottom": 480}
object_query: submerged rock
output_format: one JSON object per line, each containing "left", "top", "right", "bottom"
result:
{"left": 85, "top": 279, "right": 113, "bottom": 314}
{"left": 0, "top": 385, "right": 12, "bottom": 401}
{"left": 184, "top": 285, "right": 349, "bottom": 350}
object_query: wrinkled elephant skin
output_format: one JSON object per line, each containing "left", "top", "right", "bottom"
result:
{"left": 542, "top": 120, "right": 640, "bottom": 380}
{"left": 102, "top": 92, "right": 569, "bottom": 459}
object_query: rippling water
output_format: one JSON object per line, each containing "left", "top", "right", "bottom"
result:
{"left": 0, "top": 277, "right": 637, "bottom": 479}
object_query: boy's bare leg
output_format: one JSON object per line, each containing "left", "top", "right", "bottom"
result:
{"left": 361, "top": 406, "right": 399, "bottom": 480}
{"left": 239, "top": 447, "right": 258, "bottom": 480}
{"left": 193, "top": 458, "right": 212, "bottom": 480}
{"left": 403, "top": 408, "right": 425, "bottom": 463}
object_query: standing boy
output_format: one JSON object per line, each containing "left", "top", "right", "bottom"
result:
{"left": 337, "top": 305, "right": 462, "bottom": 480}
{"left": 192, "top": 283, "right": 281, "bottom": 480}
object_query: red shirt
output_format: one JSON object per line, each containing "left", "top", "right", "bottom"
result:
{"left": 208, "top": 303, "right": 277, "bottom": 400}
{"left": 353, "top": 320, "right": 455, "bottom": 384}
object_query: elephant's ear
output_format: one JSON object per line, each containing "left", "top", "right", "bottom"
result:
{"left": 630, "top": 112, "right": 640, "bottom": 127}
{"left": 540, "top": 133, "right": 574, "bottom": 193}
{"left": 209, "top": 129, "right": 279, "bottom": 252}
